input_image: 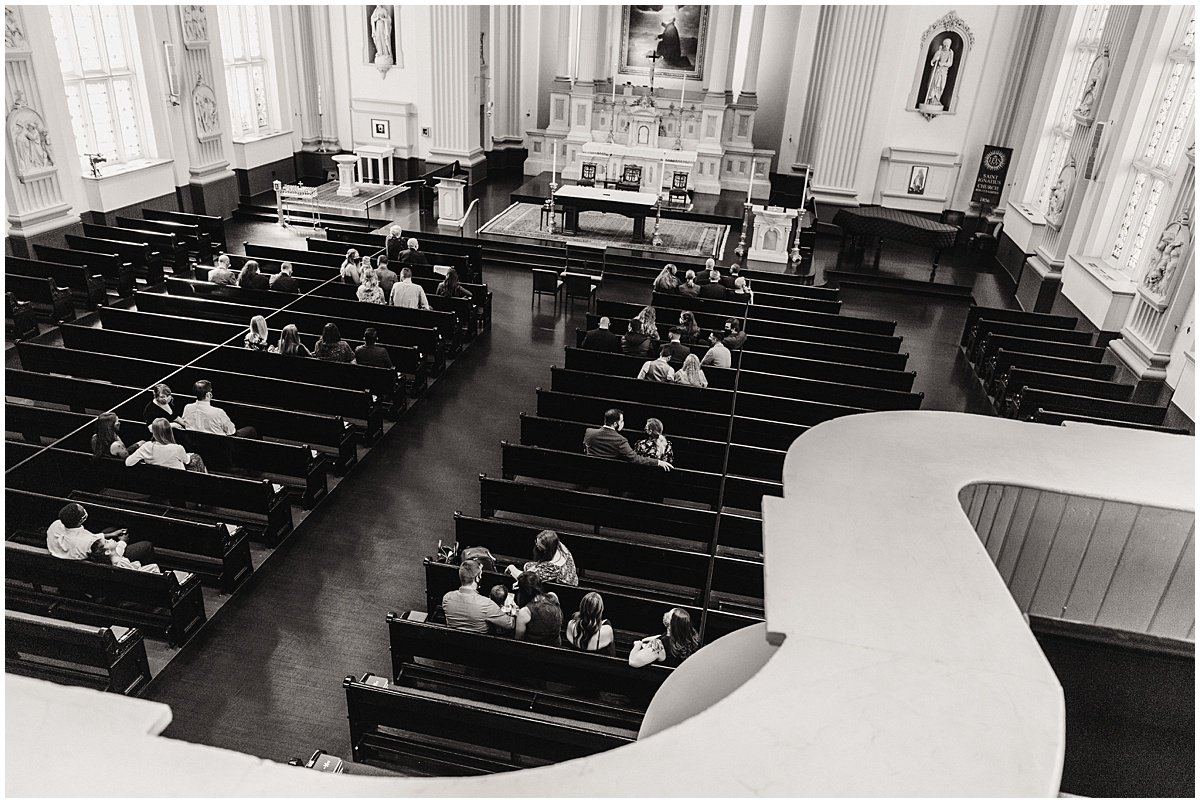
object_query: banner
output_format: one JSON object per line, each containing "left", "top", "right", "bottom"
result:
{"left": 971, "top": 145, "right": 1013, "bottom": 207}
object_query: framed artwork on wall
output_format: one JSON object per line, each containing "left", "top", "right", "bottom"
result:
{"left": 371, "top": 118, "right": 390, "bottom": 139}
{"left": 907, "top": 165, "right": 929, "bottom": 195}
{"left": 619, "top": 5, "right": 709, "bottom": 80}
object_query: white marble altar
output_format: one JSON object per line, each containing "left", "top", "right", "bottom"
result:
{"left": 748, "top": 205, "right": 799, "bottom": 264}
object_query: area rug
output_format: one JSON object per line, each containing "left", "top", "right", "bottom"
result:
{"left": 480, "top": 202, "right": 728, "bottom": 257}
{"left": 283, "top": 180, "right": 408, "bottom": 215}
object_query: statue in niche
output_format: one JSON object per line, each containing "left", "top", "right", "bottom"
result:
{"left": 924, "top": 39, "right": 955, "bottom": 107}
{"left": 180, "top": 6, "right": 208, "bottom": 49}
{"left": 367, "top": 5, "right": 396, "bottom": 74}
{"left": 8, "top": 94, "right": 54, "bottom": 176}
{"left": 1142, "top": 211, "right": 1192, "bottom": 298}
{"left": 1044, "top": 158, "right": 1076, "bottom": 229}
{"left": 1074, "top": 48, "right": 1110, "bottom": 125}
{"left": 911, "top": 12, "right": 973, "bottom": 120}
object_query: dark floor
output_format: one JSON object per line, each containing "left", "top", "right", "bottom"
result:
{"left": 146, "top": 178, "right": 1007, "bottom": 762}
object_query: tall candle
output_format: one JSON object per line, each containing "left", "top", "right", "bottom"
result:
{"left": 680, "top": 80, "right": 685, "bottom": 107}
{"left": 661, "top": 156, "right": 667, "bottom": 191}
{"left": 749, "top": 158, "right": 756, "bottom": 200}
{"left": 552, "top": 148, "right": 557, "bottom": 184}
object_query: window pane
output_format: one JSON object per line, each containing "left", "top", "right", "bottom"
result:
{"left": 252, "top": 65, "right": 268, "bottom": 129}
{"left": 1127, "top": 179, "right": 1165, "bottom": 271}
{"left": 112, "top": 79, "right": 142, "bottom": 159}
{"left": 85, "top": 82, "right": 118, "bottom": 160}
{"left": 228, "top": 7, "right": 246, "bottom": 61}
{"left": 237, "top": 69, "right": 254, "bottom": 133}
{"left": 99, "top": 7, "right": 128, "bottom": 71}
{"left": 247, "top": 8, "right": 262, "bottom": 59}
{"left": 1161, "top": 72, "right": 1194, "bottom": 170}
{"left": 75, "top": 7, "right": 105, "bottom": 73}
{"left": 218, "top": 6, "right": 234, "bottom": 60}
{"left": 64, "top": 84, "right": 92, "bottom": 169}
{"left": 48, "top": 6, "right": 80, "bottom": 77}
{"left": 1144, "top": 62, "right": 1184, "bottom": 162}
{"left": 1110, "top": 172, "right": 1146, "bottom": 262}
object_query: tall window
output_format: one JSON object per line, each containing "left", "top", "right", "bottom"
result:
{"left": 1033, "top": 5, "right": 1110, "bottom": 211}
{"left": 49, "top": 6, "right": 153, "bottom": 174}
{"left": 1108, "top": 13, "right": 1195, "bottom": 275}
{"left": 217, "top": 6, "right": 277, "bottom": 137}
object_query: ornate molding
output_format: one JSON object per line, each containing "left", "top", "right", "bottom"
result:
{"left": 7, "top": 91, "right": 55, "bottom": 180}
{"left": 1072, "top": 47, "right": 1110, "bottom": 125}
{"left": 192, "top": 74, "right": 221, "bottom": 142}
{"left": 180, "top": 5, "right": 209, "bottom": 50}
{"left": 5, "top": 6, "right": 28, "bottom": 52}
{"left": 921, "top": 10, "right": 975, "bottom": 49}
{"left": 1139, "top": 210, "right": 1193, "bottom": 309}
{"left": 1044, "top": 157, "right": 1076, "bottom": 230}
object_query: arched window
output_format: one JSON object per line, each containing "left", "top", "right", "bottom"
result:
{"left": 48, "top": 5, "right": 155, "bottom": 174}
{"left": 216, "top": 6, "right": 279, "bottom": 137}
{"left": 1108, "top": 13, "right": 1195, "bottom": 276}
{"left": 1030, "top": 5, "right": 1110, "bottom": 211}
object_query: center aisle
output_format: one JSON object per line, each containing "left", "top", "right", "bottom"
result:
{"left": 143, "top": 266, "right": 615, "bottom": 763}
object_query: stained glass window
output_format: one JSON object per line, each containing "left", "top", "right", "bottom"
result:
{"left": 49, "top": 6, "right": 153, "bottom": 174}
{"left": 217, "top": 7, "right": 278, "bottom": 137}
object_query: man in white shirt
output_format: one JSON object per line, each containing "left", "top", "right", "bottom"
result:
{"left": 46, "top": 503, "right": 155, "bottom": 563}
{"left": 700, "top": 331, "right": 732, "bottom": 369}
{"left": 638, "top": 345, "right": 676, "bottom": 382}
{"left": 389, "top": 267, "right": 432, "bottom": 310}
{"left": 181, "top": 379, "right": 259, "bottom": 470}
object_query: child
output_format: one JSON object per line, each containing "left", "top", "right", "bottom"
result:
{"left": 489, "top": 584, "right": 518, "bottom": 617}
{"left": 89, "top": 539, "right": 162, "bottom": 574}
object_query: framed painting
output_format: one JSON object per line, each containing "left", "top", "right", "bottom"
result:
{"left": 371, "top": 118, "right": 390, "bottom": 139}
{"left": 907, "top": 165, "right": 929, "bottom": 196}
{"left": 619, "top": 5, "right": 709, "bottom": 80}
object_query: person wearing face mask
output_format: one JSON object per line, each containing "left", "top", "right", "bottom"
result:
{"left": 143, "top": 384, "right": 186, "bottom": 429}
{"left": 582, "top": 408, "right": 672, "bottom": 471}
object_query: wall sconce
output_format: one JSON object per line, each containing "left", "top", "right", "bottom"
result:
{"left": 163, "top": 42, "right": 181, "bottom": 106}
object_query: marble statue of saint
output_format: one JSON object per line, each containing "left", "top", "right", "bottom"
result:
{"left": 924, "top": 38, "right": 955, "bottom": 107}
{"left": 1074, "top": 49, "right": 1109, "bottom": 122}
{"left": 371, "top": 5, "right": 393, "bottom": 61}
{"left": 1142, "top": 211, "right": 1192, "bottom": 296}
{"left": 1045, "top": 159, "right": 1076, "bottom": 227}
{"left": 12, "top": 118, "right": 52, "bottom": 170}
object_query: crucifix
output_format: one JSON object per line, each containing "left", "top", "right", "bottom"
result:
{"left": 645, "top": 50, "right": 661, "bottom": 103}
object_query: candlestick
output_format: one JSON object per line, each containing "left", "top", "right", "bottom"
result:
{"left": 680, "top": 79, "right": 685, "bottom": 106}
{"left": 748, "top": 158, "right": 756, "bottom": 200}
{"left": 660, "top": 157, "right": 667, "bottom": 195}
{"left": 552, "top": 148, "right": 557, "bottom": 184}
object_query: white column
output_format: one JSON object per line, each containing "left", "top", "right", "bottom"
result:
{"left": 310, "top": 7, "right": 340, "bottom": 151}
{"left": 806, "top": 5, "right": 888, "bottom": 205}
{"left": 429, "top": 5, "right": 485, "bottom": 174}
{"left": 702, "top": 5, "right": 737, "bottom": 103}
{"left": 4, "top": 6, "right": 77, "bottom": 245}
{"left": 489, "top": 5, "right": 523, "bottom": 147}
{"left": 737, "top": 5, "right": 767, "bottom": 102}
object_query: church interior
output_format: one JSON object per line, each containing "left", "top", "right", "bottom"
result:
{"left": 3, "top": 2, "right": 1196, "bottom": 797}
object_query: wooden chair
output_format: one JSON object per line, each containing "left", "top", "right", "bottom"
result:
{"left": 578, "top": 162, "right": 598, "bottom": 187}
{"left": 531, "top": 268, "right": 563, "bottom": 309}
{"left": 668, "top": 171, "right": 690, "bottom": 206}
{"left": 615, "top": 164, "right": 642, "bottom": 192}
{"left": 563, "top": 271, "right": 598, "bottom": 312}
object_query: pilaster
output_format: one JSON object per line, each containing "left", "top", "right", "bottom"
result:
{"left": 489, "top": 5, "right": 523, "bottom": 148}
{"left": 429, "top": 5, "right": 487, "bottom": 184}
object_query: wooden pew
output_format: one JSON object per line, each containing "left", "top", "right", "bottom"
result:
{"left": 67, "top": 233, "right": 164, "bottom": 284}
{"left": 1033, "top": 409, "right": 1193, "bottom": 435}
{"left": 305, "top": 235, "right": 472, "bottom": 275}
{"left": 85, "top": 221, "right": 185, "bottom": 271}
{"left": 967, "top": 320, "right": 1094, "bottom": 364}
{"left": 6, "top": 487, "right": 253, "bottom": 594}
{"left": 5, "top": 367, "right": 359, "bottom": 474}
{"left": 519, "top": 413, "right": 786, "bottom": 482}
{"left": 5, "top": 273, "right": 74, "bottom": 322}
{"left": 647, "top": 292, "right": 895, "bottom": 335}
{"left": 344, "top": 672, "right": 630, "bottom": 774}
{"left": 479, "top": 474, "right": 763, "bottom": 554}
{"left": 7, "top": 256, "right": 108, "bottom": 309}
{"left": 6, "top": 541, "right": 207, "bottom": 647}
{"left": 8, "top": 403, "right": 329, "bottom": 509}
{"left": 649, "top": 287, "right": 841, "bottom": 316}
{"left": 986, "top": 349, "right": 1119, "bottom": 397}
{"left": 998, "top": 369, "right": 1136, "bottom": 416}
{"left": 453, "top": 513, "right": 764, "bottom": 603}
{"left": 5, "top": 610, "right": 152, "bottom": 695}
{"left": 1012, "top": 389, "right": 1169, "bottom": 425}
{"left": 34, "top": 243, "right": 135, "bottom": 298}
{"left": 324, "top": 226, "right": 486, "bottom": 282}
{"left": 961, "top": 305, "right": 1077, "bottom": 347}
{"left": 740, "top": 349, "right": 916, "bottom": 390}
{"left": 6, "top": 292, "right": 38, "bottom": 340}
{"left": 975, "top": 334, "right": 1107, "bottom": 375}
{"left": 388, "top": 611, "right": 670, "bottom": 709}
{"left": 115, "top": 215, "right": 206, "bottom": 266}
{"left": 143, "top": 208, "right": 226, "bottom": 254}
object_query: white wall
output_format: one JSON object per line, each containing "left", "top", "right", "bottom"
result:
{"left": 752, "top": 5, "right": 801, "bottom": 171}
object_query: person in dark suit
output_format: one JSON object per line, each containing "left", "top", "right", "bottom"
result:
{"left": 353, "top": 327, "right": 394, "bottom": 369}
{"left": 386, "top": 226, "right": 405, "bottom": 262}
{"left": 581, "top": 316, "right": 622, "bottom": 352}
{"left": 583, "top": 409, "right": 672, "bottom": 471}
{"left": 663, "top": 328, "right": 691, "bottom": 365}
{"left": 399, "top": 238, "right": 429, "bottom": 267}
{"left": 719, "top": 263, "right": 741, "bottom": 290}
{"left": 237, "top": 260, "right": 270, "bottom": 290}
{"left": 722, "top": 317, "right": 748, "bottom": 350}
{"left": 698, "top": 270, "right": 728, "bottom": 300}
{"left": 269, "top": 262, "right": 299, "bottom": 293}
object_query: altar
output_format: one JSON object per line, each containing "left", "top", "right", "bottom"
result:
{"left": 578, "top": 142, "right": 698, "bottom": 198}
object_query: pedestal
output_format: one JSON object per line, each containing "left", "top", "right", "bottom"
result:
{"left": 333, "top": 155, "right": 360, "bottom": 198}
{"left": 747, "top": 205, "right": 799, "bottom": 264}
{"left": 436, "top": 177, "right": 467, "bottom": 226}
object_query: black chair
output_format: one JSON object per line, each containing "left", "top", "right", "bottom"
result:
{"left": 616, "top": 165, "right": 642, "bottom": 192}
{"left": 668, "top": 171, "right": 690, "bottom": 206}
{"left": 539, "top": 198, "right": 563, "bottom": 230}
{"left": 578, "top": 162, "right": 597, "bottom": 187}
{"left": 531, "top": 268, "right": 563, "bottom": 309}
{"left": 970, "top": 219, "right": 1002, "bottom": 255}
{"left": 563, "top": 271, "right": 598, "bottom": 312}
{"left": 940, "top": 209, "right": 966, "bottom": 246}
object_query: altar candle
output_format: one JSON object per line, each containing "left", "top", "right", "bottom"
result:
{"left": 552, "top": 148, "right": 557, "bottom": 184}
{"left": 749, "top": 158, "right": 756, "bottom": 199}
{"left": 612, "top": 71, "right": 617, "bottom": 106}
{"left": 680, "top": 80, "right": 685, "bottom": 107}
{"left": 661, "top": 156, "right": 667, "bottom": 191}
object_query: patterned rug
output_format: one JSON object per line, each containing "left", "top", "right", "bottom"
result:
{"left": 480, "top": 202, "right": 728, "bottom": 257}
{"left": 284, "top": 181, "right": 408, "bottom": 215}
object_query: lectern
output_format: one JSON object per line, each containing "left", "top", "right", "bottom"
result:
{"left": 748, "top": 205, "right": 799, "bottom": 264}
{"left": 435, "top": 177, "right": 467, "bottom": 227}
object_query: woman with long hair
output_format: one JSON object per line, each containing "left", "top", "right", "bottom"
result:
{"left": 513, "top": 571, "right": 563, "bottom": 646}
{"left": 653, "top": 263, "right": 680, "bottom": 293}
{"left": 505, "top": 530, "right": 579, "bottom": 586}
{"left": 629, "top": 607, "right": 701, "bottom": 668}
{"left": 237, "top": 260, "right": 266, "bottom": 289}
{"left": 313, "top": 321, "right": 353, "bottom": 362}
{"left": 244, "top": 315, "right": 270, "bottom": 351}
{"left": 566, "top": 592, "right": 615, "bottom": 655}
{"left": 678, "top": 310, "right": 702, "bottom": 344}
{"left": 672, "top": 353, "right": 709, "bottom": 388}
{"left": 356, "top": 267, "right": 386, "bottom": 304}
{"left": 633, "top": 417, "right": 675, "bottom": 465}
{"left": 340, "top": 249, "right": 363, "bottom": 285}
{"left": 436, "top": 267, "right": 472, "bottom": 299}
{"left": 91, "top": 412, "right": 130, "bottom": 461}
{"left": 272, "top": 324, "right": 311, "bottom": 357}
{"left": 124, "top": 418, "right": 192, "bottom": 470}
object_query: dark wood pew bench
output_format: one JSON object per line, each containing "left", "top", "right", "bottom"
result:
{"left": 975, "top": 334, "right": 1107, "bottom": 375}
{"left": 5, "top": 610, "right": 152, "bottom": 695}
{"left": 5, "top": 541, "right": 207, "bottom": 647}
{"left": 736, "top": 369, "right": 923, "bottom": 411}
{"left": 66, "top": 233, "right": 163, "bottom": 285}
{"left": 648, "top": 292, "right": 895, "bottom": 335}
{"left": 986, "top": 348, "right": 1119, "bottom": 397}
{"left": 143, "top": 208, "right": 226, "bottom": 254}
{"left": 550, "top": 367, "right": 734, "bottom": 414}
{"left": 85, "top": 221, "right": 182, "bottom": 271}
{"left": 961, "top": 305, "right": 1077, "bottom": 348}
{"left": 7, "top": 256, "right": 107, "bottom": 309}
{"left": 1012, "top": 389, "right": 1169, "bottom": 425}
{"left": 967, "top": 319, "right": 1093, "bottom": 364}
{"left": 739, "top": 349, "right": 916, "bottom": 390}
{"left": 7, "top": 487, "right": 253, "bottom": 594}
{"left": 34, "top": 243, "right": 135, "bottom": 297}
{"left": 1033, "top": 409, "right": 1193, "bottom": 435}
{"left": 6, "top": 292, "right": 38, "bottom": 340}
{"left": 5, "top": 273, "right": 74, "bottom": 322}
{"left": 537, "top": 388, "right": 731, "bottom": 441}
{"left": 999, "top": 369, "right": 1135, "bottom": 417}
{"left": 118, "top": 215, "right": 208, "bottom": 264}
{"left": 109, "top": 218, "right": 195, "bottom": 271}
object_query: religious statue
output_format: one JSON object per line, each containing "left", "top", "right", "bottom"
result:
{"left": 1073, "top": 48, "right": 1110, "bottom": 125}
{"left": 1044, "top": 158, "right": 1076, "bottom": 229}
{"left": 370, "top": 5, "right": 393, "bottom": 61}
{"left": 924, "top": 38, "right": 955, "bottom": 108}
{"left": 5, "top": 7, "right": 26, "bottom": 49}
{"left": 8, "top": 94, "right": 54, "bottom": 176}
{"left": 1142, "top": 211, "right": 1192, "bottom": 298}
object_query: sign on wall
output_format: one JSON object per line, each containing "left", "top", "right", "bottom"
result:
{"left": 971, "top": 145, "right": 1013, "bottom": 208}
{"left": 619, "top": 5, "right": 709, "bottom": 80}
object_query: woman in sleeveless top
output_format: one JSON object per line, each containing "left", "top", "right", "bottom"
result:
{"left": 629, "top": 607, "right": 700, "bottom": 668}
{"left": 514, "top": 571, "right": 562, "bottom": 647}
{"left": 566, "top": 592, "right": 616, "bottom": 655}
{"left": 506, "top": 529, "right": 579, "bottom": 586}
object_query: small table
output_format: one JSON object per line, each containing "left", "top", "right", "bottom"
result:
{"left": 832, "top": 207, "right": 959, "bottom": 282}
{"left": 354, "top": 145, "right": 395, "bottom": 186}
{"left": 554, "top": 185, "right": 659, "bottom": 241}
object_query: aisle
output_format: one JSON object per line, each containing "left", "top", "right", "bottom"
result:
{"left": 144, "top": 266, "right": 594, "bottom": 763}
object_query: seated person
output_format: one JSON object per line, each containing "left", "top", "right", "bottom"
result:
{"left": 678, "top": 269, "right": 701, "bottom": 298}
{"left": 653, "top": 264, "right": 680, "bottom": 294}
{"left": 489, "top": 584, "right": 519, "bottom": 618}
{"left": 504, "top": 530, "right": 579, "bottom": 586}
{"left": 273, "top": 324, "right": 312, "bottom": 357}
{"left": 340, "top": 249, "right": 363, "bottom": 285}
{"left": 375, "top": 256, "right": 399, "bottom": 297}
{"left": 209, "top": 254, "right": 236, "bottom": 286}
{"left": 385, "top": 226, "right": 405, "bottom": 262}
{"left": 700, "top": 331, "right": 732, "bottom": 369}
{"left": 634, "top": 417, "right": 675, "bottom": 465}
{"left": 91, "top": 412, "right": 134, "bottom": 461}
{"left": 673, "top": 353, "right": 709, "bottom": 388}
{"left": 638, "top": 345, "right": 676, "bottom": 382}
{"left": 46, "top": 502, "right": 154, "bottom": 565}
{"left": 436, "top": 267, "right": 472, "bottom": 299}
{"left": 583, "top": 408, "right": 671, "bottom": 471}
{"left": 143, "top": 383, "right": 186, "bottom": 428}
{"left": 566, "top": 592, "right": 616, "bottom": 655}
{"left": 722, "top": 317, "right": 748, "bottom": 350}
{"left": 678, "top": 311, "right": 702, "bottom": 344}
{"left": 663, "top": 327, "right": 691, "bottom": 365}
{"left": 313, "top": 322, "right": 355, "bottom": 362}
{"left": 399, "top": 238, "right": 430, "bottom": 268}
{"left": 353, "top": 327, "right": 394, "bottom": 369}
{"left": 720, "top": 263, "right": 742, "bottom": 290}
{"left": 699, "top": 270, "right": 729, "bottom": 300}
{"left": 269, "top": 262, "right": 299, "bottom": 293}
{"left": 582, "top": 316, "right": 622, "bottom": 353}
{"left": 125, "top": 418, "right": 202, "bottom": 471}
{"left": 629, "top": 607, "right": 701, "bottom": 668}
{"left": 621, "top": 320, "right": 654, "bottom": 357}
{"left": 88, "top": 539, "right": 161, "bottom": 574}
{"left": 182, "top": 380, "right": 259, "bottom": 440}
{"left": 356, "top": 268, "right": 387, "bottom": 304}
{"left": 245, "top": 315, "right": 270, "bottom": 351}
{"left": 390, "top": 267, "right": 432, "bottom": 310}
{"left": 237, "top": 260, "right": 270, "bottom": 290}
{"left": 513, "top": 571, "right": 563, "bottom": 646}
{"left": 441, "top": 560, "right": 514, "bottom": 634}
{"left": 731, "top": 276, "right": 754, "bottom": 303}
